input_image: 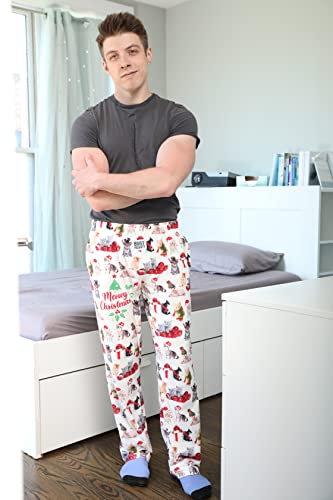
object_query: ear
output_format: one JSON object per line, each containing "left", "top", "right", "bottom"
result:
{"left": 102, "top": 58, "right": 109, "bottom": 74}
{"left": 147, "top": 47, "right": 153, "bottom": 64}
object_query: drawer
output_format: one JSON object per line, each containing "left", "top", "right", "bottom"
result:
{"left": 40, "top": 364, "right": 116, "bottom": 453}
{"left": 140, "top": 353, "right": 160, "bottom": 417}
{"left": 190, "top": 307, "right": 222, "bottom": 343}
{"left": 40, "top": 353, "right": 158, "bottom": 453}
{"left": 192, "top": 342, "right": 204, "bottom": 400}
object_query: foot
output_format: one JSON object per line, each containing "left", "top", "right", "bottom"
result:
{"left": 171, "top": 473, "right": 212, "bottom": 499}
{"left": 120, "top": 457, "right": 150, "bottom": 487}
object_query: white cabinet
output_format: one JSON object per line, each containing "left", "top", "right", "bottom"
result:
{"left": 203, "top": 336, "right": 223, "bottom": 397}
{"left": 221, "top": 276, "right": 333, "bottom": 500}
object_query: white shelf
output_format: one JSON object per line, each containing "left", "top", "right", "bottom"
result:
{"left": 179, "top": 186, "right": 333, "bottom": 279}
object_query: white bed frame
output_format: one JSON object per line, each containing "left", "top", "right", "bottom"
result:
{"left": 20, "top": 186, "right": 320, "bottom": 459}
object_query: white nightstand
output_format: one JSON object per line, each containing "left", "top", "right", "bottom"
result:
{"left": 221, "top": 276, "right": 333, "bottom": 500}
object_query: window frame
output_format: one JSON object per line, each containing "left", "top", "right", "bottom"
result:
{"left": 12, "top": 6, "right": 39, "bottom": 272}
{"left": 12, "top": 6, "right": 37, "bottom": 154}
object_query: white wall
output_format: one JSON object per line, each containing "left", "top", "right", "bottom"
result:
{"left": 166, "top": 0, "right": 333, "bottom": 176}
{"left": 133, "top": 0, "right": 166, "bottom": 97}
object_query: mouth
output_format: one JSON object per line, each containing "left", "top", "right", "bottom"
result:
{"left": 121, "top": 71, "right": 137, "bottom": 78}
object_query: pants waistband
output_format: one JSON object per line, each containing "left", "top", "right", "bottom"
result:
{"left": 91, "top": 219, "right": 179, "bottom": 234}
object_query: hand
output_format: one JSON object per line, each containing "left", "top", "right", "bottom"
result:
{"left": 72, "top": 154, "right": 101, "bottom": 197}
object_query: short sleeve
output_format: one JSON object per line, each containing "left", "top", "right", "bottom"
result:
{"left": 168, "top": 104, "right": 200, "bottom": 149}
{"left": 70, "top": 109, "right": 99, "bottom": 153}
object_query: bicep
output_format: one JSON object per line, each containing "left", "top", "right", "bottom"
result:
{"left": 71, "top": 147, "right": 109, "bottom": 173}
{"left": 155, "top": 135, "right": 196, "bottom": 192}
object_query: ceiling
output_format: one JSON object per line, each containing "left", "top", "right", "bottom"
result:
{"left": 124, "top": 0, "right": 190, "bottom": 8}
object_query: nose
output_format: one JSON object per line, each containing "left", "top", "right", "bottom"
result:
{"left": 119, "top": 54, "right": 131, "bottom": 69}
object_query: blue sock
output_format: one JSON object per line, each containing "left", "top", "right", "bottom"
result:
{"left": 120, "top": 457, "right": 150, "bottom": 479}
{"left": 179, "top": 474, "right": 212, "bottom": 498}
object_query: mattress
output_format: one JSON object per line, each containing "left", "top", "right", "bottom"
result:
{"left": 19, "top": 268, "right": 301, "bottom": 342}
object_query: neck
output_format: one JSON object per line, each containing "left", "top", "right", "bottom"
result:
{"left": 114, "top": 86, "right": 152, "bottom": 106}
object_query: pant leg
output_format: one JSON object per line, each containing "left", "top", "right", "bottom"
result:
{"left": 86, "top": 220, "right": 153, "bottom": 463}
{"left": 140, "top": 221, "right": 201, "bottom": 478}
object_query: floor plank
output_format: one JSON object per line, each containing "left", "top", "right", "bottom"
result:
{"left": 23, "top": 394, "right": 222, "bottom": 499}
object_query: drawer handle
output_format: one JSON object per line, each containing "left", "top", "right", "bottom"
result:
{"left": 141, "top": 358, "right": 152, "bottom": 369}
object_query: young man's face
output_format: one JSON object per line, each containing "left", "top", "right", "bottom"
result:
{"left": 102, "top": 32, "right": 152, "bottom": 94}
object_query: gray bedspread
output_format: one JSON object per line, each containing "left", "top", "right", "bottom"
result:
{"left": 19, "top": 268, "right": 301, "bottom": 341}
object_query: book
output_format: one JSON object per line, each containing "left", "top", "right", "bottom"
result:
{"left": 275, "top": 152, "right": 299, "bottom": 186}
{"left": 269, "top": 153, "right": 279, "bottom": 186}
{"left": 313, "top": 152, "right": 333, "bottom": 187}
{"left": 285, "top": 154, "right": 291, "bottom": 185}
{"left": 299, "top": 151, "right": 318, "bottom": 185}
{"left": 271, "top": 151, "right": 324, "bottom": 186}
{"left": 277, "top": 153, "right": 286, "bottom": 186}
{"left": 298, "top": 151, "right": 305, "bottom": 185}
{"left": 288, "top": 154, "right": 298, "bottom": 185}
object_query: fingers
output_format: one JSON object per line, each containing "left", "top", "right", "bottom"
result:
{"left": 72, "top": 178, "right": 96, "bottom": 197}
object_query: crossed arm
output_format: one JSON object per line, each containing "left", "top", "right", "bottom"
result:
{"left": 71, "top": 134, "right": 196, "bottom": 212}
{"left": 71, "top": 148, "right": 142, "bottom": 211}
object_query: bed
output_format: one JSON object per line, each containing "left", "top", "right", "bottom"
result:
{"left": 19, "top": 187, "right": 306, "bottom": 459}
{"left": 19, "top": 267, "right": 300, "bottom": 459}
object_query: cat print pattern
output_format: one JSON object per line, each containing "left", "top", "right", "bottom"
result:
{"left": 86, "top": 219, "right": 202, "bottom": 479}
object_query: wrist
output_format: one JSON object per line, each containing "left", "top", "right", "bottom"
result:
{"left": 95, "top": 172, "right": 107, "bottom": 191}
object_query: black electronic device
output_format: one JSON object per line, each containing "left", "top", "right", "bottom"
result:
{"left": 191, "top": 171, "right": 237, "bottom": 187}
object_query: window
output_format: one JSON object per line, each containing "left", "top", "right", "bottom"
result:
{"left": 12, "top": 7, "right": 36, "bottom": 273}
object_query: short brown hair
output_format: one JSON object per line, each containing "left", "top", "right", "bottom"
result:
{"left": 96, "top": 12, "right": 149, "bottom": 58}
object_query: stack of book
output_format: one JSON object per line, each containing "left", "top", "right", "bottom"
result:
{"left": 269, "top": 151, "right": 333, "bottom": 187}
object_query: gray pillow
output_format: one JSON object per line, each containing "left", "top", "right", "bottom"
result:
{"left": 189, "top": 240, "right": 284, "bottom": 275}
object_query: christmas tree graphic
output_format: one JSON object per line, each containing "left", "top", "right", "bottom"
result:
{"left": 109, "top": 279, "right": 121, "bottom": 291}
{"left": 158, "top": 241, "right": 168, "bottom": 255}
{"left": 116, "top": 224, "right": 124, "bottom": 236}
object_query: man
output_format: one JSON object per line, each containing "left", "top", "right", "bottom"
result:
{"left": 70, "top": 12, "right": 212, "bottom": 500}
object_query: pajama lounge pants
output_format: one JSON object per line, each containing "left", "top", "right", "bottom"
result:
{"left": 86, "top": 219, "right": 202, "bottom": 478}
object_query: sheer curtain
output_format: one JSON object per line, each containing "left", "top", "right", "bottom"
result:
{"left": 33, "top": 8, "right": 113, "bottom": 272}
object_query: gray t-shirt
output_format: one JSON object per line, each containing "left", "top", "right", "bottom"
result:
{"left": 70, "top": 92, "right": 200, "bottom": 224}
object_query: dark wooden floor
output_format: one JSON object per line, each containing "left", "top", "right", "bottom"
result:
{"left": 23, "top": 394, "right": 222, "bottom": 499}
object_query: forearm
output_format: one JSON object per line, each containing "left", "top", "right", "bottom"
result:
{"left": 86, "top": 190, "right": 142, "bottom": 211}
{"left": 94, "top": 167, "right": 173, "bottom": 199}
